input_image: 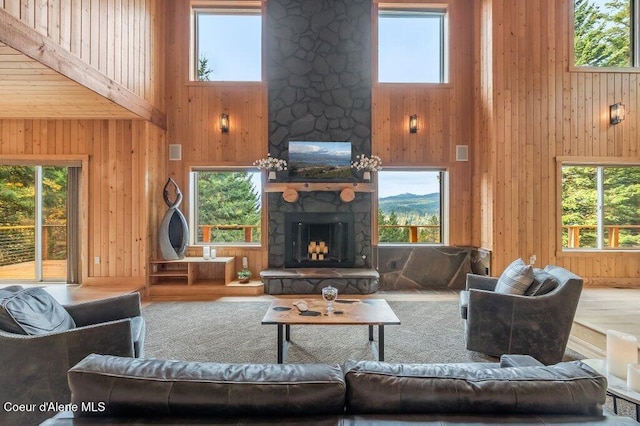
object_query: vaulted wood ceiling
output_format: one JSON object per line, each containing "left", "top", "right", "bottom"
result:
{"left": 0, "top": 42, "right": 138, "bottom": 119}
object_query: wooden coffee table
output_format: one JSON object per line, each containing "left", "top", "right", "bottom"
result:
{"left": 262, "top": 298, "right": 400, "bottom": 363}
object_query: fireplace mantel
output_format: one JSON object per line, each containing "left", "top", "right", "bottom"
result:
{"left": 265, "top": 182, "right": 374, "bottom": 203}
{"left": 264, "top": 182, "right": 374, "bottom": 192}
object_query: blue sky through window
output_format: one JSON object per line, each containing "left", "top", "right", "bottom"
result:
{"left": 378, "top": 171, "right": 440, "bottom": 198}
{"left": 378, "top": 12, "right": 443, "bottom": 83}
{"left": 197, "top": 12, "right": 262, "bottom": 81}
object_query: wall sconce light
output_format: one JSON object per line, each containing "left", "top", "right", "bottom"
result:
{"left": 219, "top": 113, "right": 229, "bottom": 132}
{"left": 610, "top": 102, "right": 625, "bottom": 125}
{"left": 409, "top": 114, "right": 419, "bottom": 133}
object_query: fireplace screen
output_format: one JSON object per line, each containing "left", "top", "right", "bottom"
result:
{"left": 284, "top": 212, "right": 355, "bottom": 268}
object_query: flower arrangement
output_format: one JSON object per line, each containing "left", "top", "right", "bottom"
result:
{"left": 351, "top": 154, "right": 383, "bottom": 172}
{"left": 253, "top": 154, "right": 287, "bottom": 171}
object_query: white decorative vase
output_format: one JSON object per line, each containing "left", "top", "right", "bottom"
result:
{"left": 268, "top": 171, "right": 277, "bottom": 181}
{"left": 363, "top": 171, "right": 371, "bottom": 182}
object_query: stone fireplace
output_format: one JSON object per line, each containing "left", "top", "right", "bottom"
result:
{"left": 260, "top": 0, "right": 486, "bottom": 294}
{"left": 265, "top": 0, "right": 373, "bottom": 273}
{"left": 284, "top": 212, "right": 355, "bottom": 268}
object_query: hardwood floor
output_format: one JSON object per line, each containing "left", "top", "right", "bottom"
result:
{"left": 1, "top": 283, "right": 637, "bottom": 359}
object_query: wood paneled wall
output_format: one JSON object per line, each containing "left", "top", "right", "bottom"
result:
{"left": 372, "top": 0, "right": 475, "bottom": 245}
{"left": 0, "top": 0, "right": 165, "bottom": 110}
{"left": 474, "top": 0, "right": 640, "bottom": 284}
{"left": 0, "top": 119, "right": 166, "bottom": 285}
{"left": 165, "top": 0, "right": 269, "bottom": 272}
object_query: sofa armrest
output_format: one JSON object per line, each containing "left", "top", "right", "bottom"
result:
{"left": 65, "top": 293, "right": 141, "bottom": 326}
{"left": 465, "top": 274, "right": 498, "bottom": 291}
{"left": 500, "top": 354, "right": 544, "bottom": 368}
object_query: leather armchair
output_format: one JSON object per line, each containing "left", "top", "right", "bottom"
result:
{"left": 0, "top": 292, "right": 145, "bottom": 426}
{"left": 459, "top": 265, "right": 583, "bottom": 365}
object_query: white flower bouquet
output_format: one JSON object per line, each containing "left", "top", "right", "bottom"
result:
{"left": 253, "top": 154, "right": 288, "bottom": 171}
{"left": 351, "top": 154, "right": 382, "bottom": 172}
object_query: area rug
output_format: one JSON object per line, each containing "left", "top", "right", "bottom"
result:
{"left": 142, "top": 300, "right": 582, "bottom": 365}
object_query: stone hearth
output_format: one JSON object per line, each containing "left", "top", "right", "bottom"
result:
{"left": 261, "top": 268, "right": 379, "bottom": 294}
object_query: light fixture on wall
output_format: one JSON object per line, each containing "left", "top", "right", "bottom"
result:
{"left": 409, "top": 114, "right": 419, "bottom": 133}
{"left": 219, "top": 113, "right": 230, "bottom": 132}
{"left": 610, "top": 102, "right": 625, "bottom": 125}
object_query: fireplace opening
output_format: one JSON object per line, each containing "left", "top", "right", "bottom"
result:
{"left": 284, "top": 212, "right": 355, "bottom": 268}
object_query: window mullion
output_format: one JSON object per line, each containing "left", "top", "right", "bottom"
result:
{"left": 596, "top": 166, "right": 604, "bottom": 249}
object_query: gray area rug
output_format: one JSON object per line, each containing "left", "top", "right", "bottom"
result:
{"left": 142, "top": 300, "right": 580, "bottom": 365}
{"left": 142, "top": 300, "right": 636, "bottom": 420}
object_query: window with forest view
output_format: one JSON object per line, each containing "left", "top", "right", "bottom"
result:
{"left": 0, "top": 165, "right": 68, "bottom": 281}
{"left": 378, "top": 170, "right": 444, "bottom": 244}
{"left": 562, "top": 165, "right": 640, "bottom": 249}
{"left": 193, "top": 7, "right": 262, "bottom": 81}
{"left": 191, "top": 170, "right": 262, "bottom": 245}
{"left": 574, "top": 0, "right": 637, "bottom": 67}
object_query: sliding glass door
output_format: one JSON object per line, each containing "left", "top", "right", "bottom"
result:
{"left": 0, "top": 165, "right": 69, "bottom": 282}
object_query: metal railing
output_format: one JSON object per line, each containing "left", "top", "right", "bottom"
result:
{"left": 564, "top": 224, "right": 640, "bottom": 248}
{"left": 0, "top": 224, "right": 66, "bottom": 266}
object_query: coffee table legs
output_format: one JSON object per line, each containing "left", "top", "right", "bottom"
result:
{"left": 277, "top": 324, "right": 291, "bottom": 364}
{"left": 276, "top": 324, "right": 385, "bottom": 363}
{"left": 369, "top": 325, "right": 385, "bottom": 361}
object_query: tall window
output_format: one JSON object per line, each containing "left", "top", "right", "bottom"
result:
{"left": 193, "top": 7, "right": 262, "bottom": 81}
{"left": 573, "top": 0, "right": 638, "bottom": 67}
{"left": 562, "top": 165, "right": 640, "bottom": 249}
{"left": 190, "top": 170, "right": 262, "bottom": 245}
{"left": 377, "top": 7, "right": 447, "bottom": 83}
{"left": 377, "top": 170, "right": 446, "bottom": 244}
{"left": 0, "top": 165, "right": 75, "bottom": 283}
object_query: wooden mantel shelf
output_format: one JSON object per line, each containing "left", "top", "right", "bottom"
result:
{"left": 264, "top": 182, "right": 374, "bottom": 203}
{"left": 264, "top": 182, "right": 374, "bottom": 193}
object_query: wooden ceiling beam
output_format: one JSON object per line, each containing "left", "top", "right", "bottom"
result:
{"left": 0, "top": 8, "right": 166, "bottom": 129}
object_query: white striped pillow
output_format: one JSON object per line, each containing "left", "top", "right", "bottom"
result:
{"left": 495, "top": 258, "right": 534, "bottom": 295}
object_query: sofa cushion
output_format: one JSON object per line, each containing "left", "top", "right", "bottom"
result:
{"left": 343, "top": 360, "right": 606, "bottom": 416}
{"left": 68, "top": 354, "right": 346, "bottom": 417}
{"left": 0, "top": 286, "right": 75, "bottom": 335}
{"left": 525, "top": 269, "right": 558, "bottom": 296}
{"left": 494, "top": 258, "right": 534, "bottom": 295}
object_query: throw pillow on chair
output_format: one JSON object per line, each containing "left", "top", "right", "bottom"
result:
{"left": 494, "top": 258, "right": 534, "bottom": 295}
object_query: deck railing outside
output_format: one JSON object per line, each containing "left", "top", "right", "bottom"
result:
{"left": 199, "top": 224, "right": 260, "bottom": 243}
{"left": 564, "top": 224, "right": 640, "bottom": 248}
{"left": 379, "top": 224, "right": 440, "bottom": 243}
{"left": 0, "top": 224, "right": 66, "bottom": 267}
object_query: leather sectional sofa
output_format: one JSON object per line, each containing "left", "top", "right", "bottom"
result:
{"left": 42, "top": 353, "right": 635, "bottom": 425}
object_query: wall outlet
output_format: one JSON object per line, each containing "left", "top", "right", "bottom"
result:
{"left": 94, "top": 256, "right": 100, "bottom": 265}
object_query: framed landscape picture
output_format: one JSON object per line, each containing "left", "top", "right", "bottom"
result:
{"left": 288, "top": 141, "right": 353, "bottom": 180}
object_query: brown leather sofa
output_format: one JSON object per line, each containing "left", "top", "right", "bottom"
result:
{"left": 41, "top": 353, "right": 635, "bottom": 425}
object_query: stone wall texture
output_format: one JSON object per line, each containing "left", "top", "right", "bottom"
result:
{"left": 266, "top": 0, "right": 372, "bottom": 268}
{"left": 377, "top": 246, "right": 491, "bottom": 290}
